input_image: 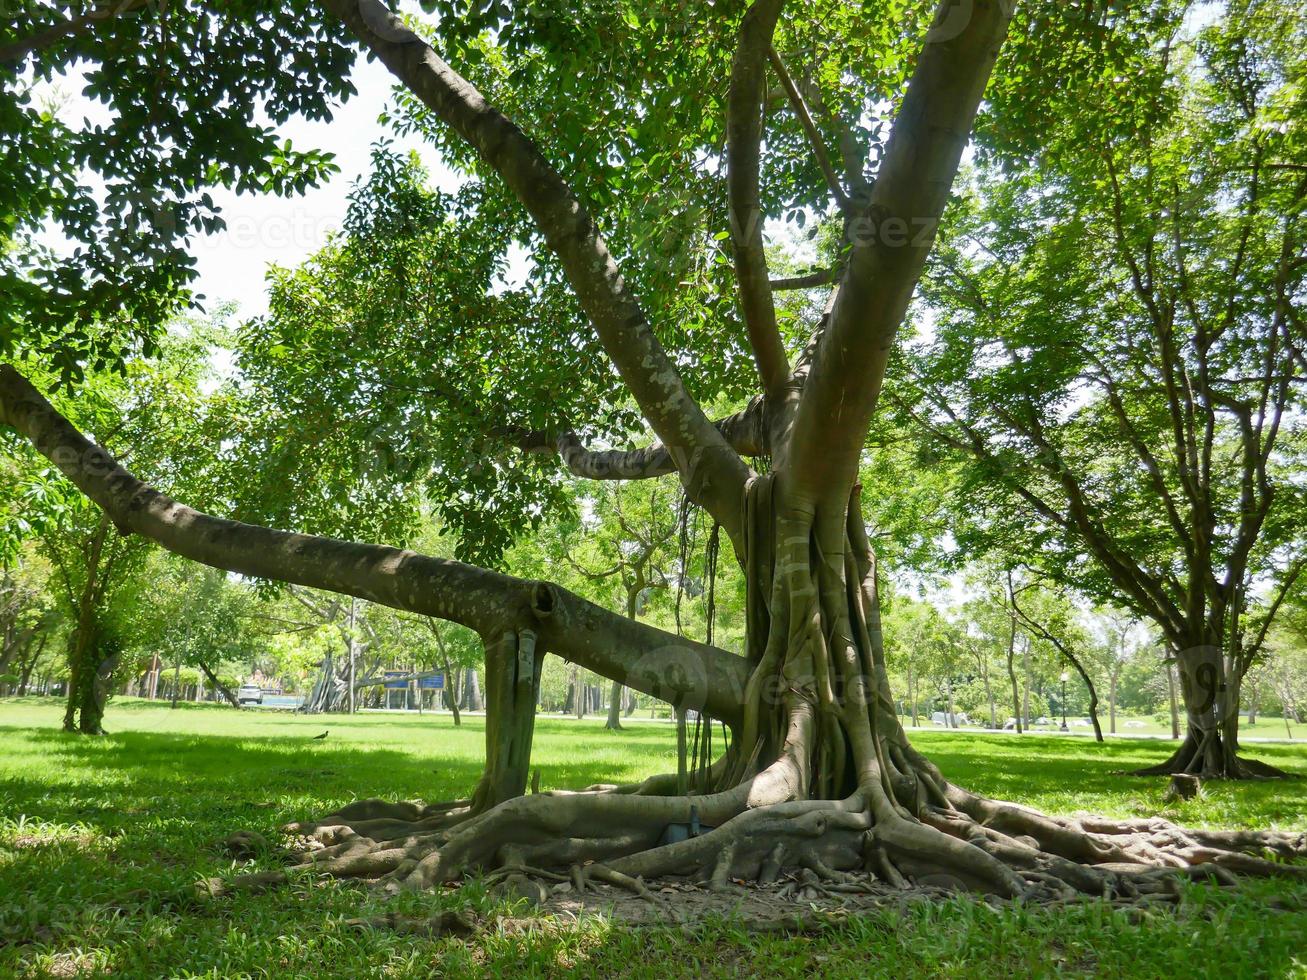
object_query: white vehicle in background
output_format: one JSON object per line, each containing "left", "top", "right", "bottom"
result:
{"left": 237, "top": 684, "right": 264, "bottom": 706}
{"left": 930, "top": 711, "right": 968, "bottom": 727}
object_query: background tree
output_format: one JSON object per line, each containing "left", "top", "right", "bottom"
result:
{"left": 2, "top": 331, "right": 221, "bottom": 730}
{"left": 895, "top": 0, "right": 1306, "bottom": 776}
{"left": 0, "top": 544, "right": 54, "bottom": 695}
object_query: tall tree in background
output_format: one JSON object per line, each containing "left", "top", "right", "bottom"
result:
{"left": 3, "top": 0, "right": 1303, "bottom": 895}
{"left": 897, "top": 0, "right": 1306, "bottom": 777}
{"left": 2, "top": 334, "right": 220, "bottom": 731}
{"left": 557, "top": 480, "right": 677, "bottom": 730}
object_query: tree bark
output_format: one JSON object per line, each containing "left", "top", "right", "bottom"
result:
{"left": 472, "top": 630, "right": 543, "bottom": 810}
{"left": 1134, "top": 642, "right": 1283, "bottom": 778}
{"left": 1166, "top": 657, "right": 1181, "bottom": 739}
{"left": 0, "top": 364, "right": 749, "bottom": 726}
{"left": 605, "top": 679, "right": 624, "bottom": 731}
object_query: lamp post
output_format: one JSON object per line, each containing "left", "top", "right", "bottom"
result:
{"left": 1059, "top": 671, "right": 1069, "bottom": 732}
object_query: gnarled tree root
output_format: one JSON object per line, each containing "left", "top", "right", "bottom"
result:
{"left": 279, "top": 785, "right": 1307, "bottom": 909}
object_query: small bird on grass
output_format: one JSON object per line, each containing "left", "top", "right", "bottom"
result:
{"left": 312, "top": 730, "right": 329, "bottom": 740}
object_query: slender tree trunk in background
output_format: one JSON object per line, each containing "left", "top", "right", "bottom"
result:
{"left": 1080, "top": 668, "right": 1104, "bottom": 743}
{"left": 1022, "top": 638, "right": 1032, "bottom": 725}
{"left": 1006, "top": 626, "right": 1022, "bottom": 735}
{"left": 572, "top": 665, "right": 584, "bottom": 719}
{"left": 197, "top": 660, "right": 240, "bottom": 708}
{"left": 462, "top": 668, "right": 482, "bottom": 712}
{"left": 1166, "top": 657, "right": 1180, "bottom": 739}
{"left": 908, "top": 662, "right": 918, "bottom": 727}
{"left": 17, "top": 637, "right": 43, "bottom": 695}
{"left": 981, "top": 660, "right": 996, "bottom": 729}
{"left": 63, "top": 516, "right": 111, "bottom": 734}
{"left": 1109, "top": 668, "right": 1118, "bottom": 735}
{"left": 347, "top": 598, "right": 357, "bottom": 715}
{"left": 605, "top": 679, "right": 624, "bottom": 731}
{"left": 444, "top": 662, "right": 462, "bottom": 727}
{"left": 945, "top": 678, "right": 957, "bottom": 729}
{"left": 171, "top": 661, "right": 181, "bottom": 708}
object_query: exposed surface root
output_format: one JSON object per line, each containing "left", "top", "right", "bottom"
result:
{"left": 277, "top": 783, "right": 1307, "bottom": 911}
{"left": 265, "top": 483, "right": 1307, "bottom": 916}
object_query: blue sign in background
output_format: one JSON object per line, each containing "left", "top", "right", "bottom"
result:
{"left": 419, "top": 673, "right": 444, "bottom": 690}
{"left": 383, "top": 672, "right": 407, "bottom": 690}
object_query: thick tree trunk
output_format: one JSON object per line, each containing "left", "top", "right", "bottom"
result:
{"left": 471, "top": 630, "right": 543, "bottom": 810}
{"left": 1134, "top": 644, "right": 1283, "bottom": 779}
{"left": 78, "top": 647, "right": 120, "bottom": 735}
{"left": 1166, "top": 658, "right": 1181, "bottom": 739}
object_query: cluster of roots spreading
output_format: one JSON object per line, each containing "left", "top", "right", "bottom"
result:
{"left": 282, "top": 482, "right": 1306, "bottom": 904}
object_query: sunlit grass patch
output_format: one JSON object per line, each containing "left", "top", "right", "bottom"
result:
{"left": 1, "top": 696, "right": 1305, "bottom": 978}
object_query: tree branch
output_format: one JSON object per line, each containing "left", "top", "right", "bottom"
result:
{"left": 513, "top": 398, "right": 767, "bottom": 481}
{"left": 727, "top": 0, "right": 790, "bottom": 399}
{"left": 320, "top": 0, "right": 750, "bottom": 540}
{"left": 787, "top": 0, "right": 1014, "bottom": 506}
{"left": 0, "top": 0, "right": 149, "bottom": 64}
{"left": 770, "top": 267, "right": 837, "bottom": 291}
{"left": 0, "top": 364, "right": 750, "bottom": 724}
{"left": 768, "top": 46, "right": 851, "bottom": 212}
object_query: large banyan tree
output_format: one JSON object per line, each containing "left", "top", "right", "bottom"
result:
{"left": 3, "top": 0, "right": 1304, "bottom": 897}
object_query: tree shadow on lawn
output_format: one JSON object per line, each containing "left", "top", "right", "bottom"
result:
{"left": 0, "top": 721, "right": 677, "bottom": 843}
{"left": 3, "top": 723, "right": 1306, "bottom": 977}
{"left": 911, "top": 730, "right": 1307, "bottom": 830}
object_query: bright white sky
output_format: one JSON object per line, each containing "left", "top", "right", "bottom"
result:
{"left": 182, "top": 57, "right": 451, "bottom": 320}
{"left": 38, "top": 3, "right": 451, "bottom": 322}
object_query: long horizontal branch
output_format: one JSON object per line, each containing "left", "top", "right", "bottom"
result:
{"left": 515, "top": 398, "right": 768, "bottom": 480}
{"left": 770, "top": 268, "right": 838, "bottom": 291}
{"left": 322, "top": 0, "right": 750, "bottom": 541}
{"left": 0, "top": 364, "right": 749, "bottom": 725}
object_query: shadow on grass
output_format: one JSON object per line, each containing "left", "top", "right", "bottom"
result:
{"left": 910, "top": 730, "right": 1307, "bottom": 829}
{"left": 0, "top": 722, "right": 675, "bottom": 830}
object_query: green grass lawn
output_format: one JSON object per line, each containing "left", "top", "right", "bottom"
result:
{"left": 1, "top": 696, "right": 1305, "bottom": 979}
